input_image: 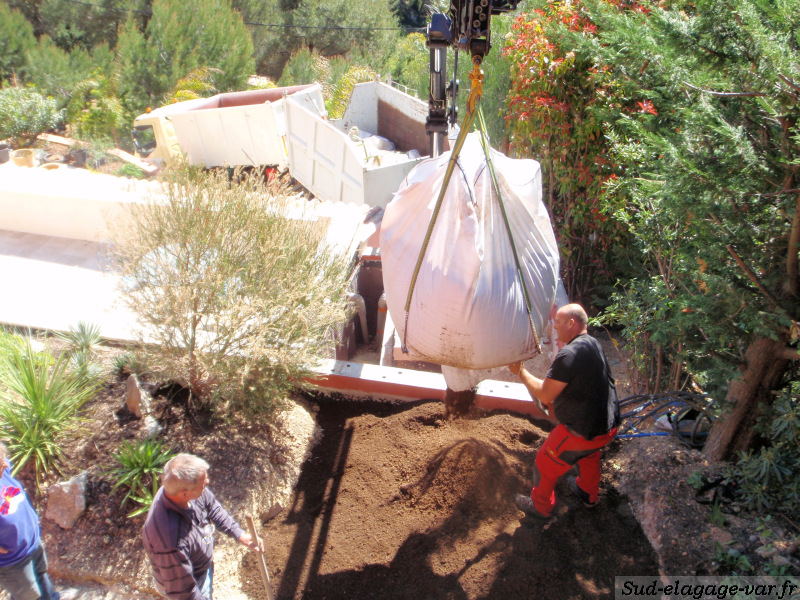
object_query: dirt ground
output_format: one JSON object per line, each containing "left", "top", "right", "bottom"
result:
{"left": 16, "top": 340, "right": 796, "bottom": 600}
{"left": 256, "top": 397, "right": 658, "bottom": 600}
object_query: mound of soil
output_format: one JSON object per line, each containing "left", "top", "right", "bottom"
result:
{"left": 255, "top": 398, "right": 659, "bottom": 600}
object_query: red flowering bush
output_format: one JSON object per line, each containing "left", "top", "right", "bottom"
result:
{"left": 503, "top": 0, "right": 655, "bottom": 303}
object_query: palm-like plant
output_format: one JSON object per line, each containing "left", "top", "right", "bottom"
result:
{"left": 108, "top": 438, "right": 175, "bottom": 518}
{"left": 0, "top": 339, "right": 100, "bottom": 489}
{"left": 55, "top": 321, "right": 103, "bottom": 355}
{"left": 326, "top": 65, "right": 377, "bottom": 119}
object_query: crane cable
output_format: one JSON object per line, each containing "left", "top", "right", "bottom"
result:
{"left": 401, "top": 57, "right": 540, "bottom": 356}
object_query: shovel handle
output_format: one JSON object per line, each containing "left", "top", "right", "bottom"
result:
{"left": 245, "top": 515, "right": 275, "bottom": 600}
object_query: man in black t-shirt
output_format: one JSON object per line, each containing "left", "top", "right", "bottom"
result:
{"left": 508, "top": 303, "right": 619, "bottom": 520}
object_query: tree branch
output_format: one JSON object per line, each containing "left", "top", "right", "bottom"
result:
{"left": 778, "top": 74, "right": 800, "bottom": 95}
{"left": 746, "top": 188, "right": 800, "bottom": 197}
{"left": 780, "top": 511, "right": 800, "bottom": 533}
{"left": 726, "top": 244, "right": 779, "bottom": 308}
{"left": 682, "top": 81, "right": 767, "bottom": 97}
{"left": 779, "top": 347, "right": 800, "bottom": 360}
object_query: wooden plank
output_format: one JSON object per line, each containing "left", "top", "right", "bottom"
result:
{"left": 37, "top": 133, "right": 78, "bottom": 146}
{"left": 245, "top": 515, "right": 275, "bottom": 600}
{"left": 106, "top": 148, "right": 159, "bottom": 175}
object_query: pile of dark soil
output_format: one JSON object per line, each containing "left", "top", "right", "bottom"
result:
{"left": 255, "top": 398, "right": 659, "bottom": 600}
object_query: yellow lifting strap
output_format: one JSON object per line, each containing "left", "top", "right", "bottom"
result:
{"left": 401, "top": 60, "right": 484, "bottom": 353}
{"left": 475, "top": 107, "right": 541, "bottom": 355}
{"left": 401, "top": 58, "right": 540, "bottom": 356}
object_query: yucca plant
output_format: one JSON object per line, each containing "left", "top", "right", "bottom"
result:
{"left": 111, "top": 349, "right": 151, "bottom": 377}
{"left": 0, "top": 339, "right": 100, "bottom": 489}
{"left": 112, "top": 352, "right": 133, "bottom": 375}
{"left": 68, "top": 349, "right": 105, "bottom": 385}
{"left": 108, "top": 438, "right": 175, "bottom": 518}
{"left": 56, "top": 321, "right": 103, "bottom": 355}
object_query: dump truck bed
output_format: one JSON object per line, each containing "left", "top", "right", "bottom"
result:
{"left": 285, "top": 81, "right": 432, "bottom": 208}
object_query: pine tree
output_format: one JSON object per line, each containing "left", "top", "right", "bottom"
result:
{"left": 24, "top": 36, "right": 96, "bottom": 102}
{"left": 231, "top": 0, "right": 282, "bottom": 78}
{"left": 587, "top": 0, "right": 800, "bottom": 459}
{"left": 258, "top": 0, "right": 400, "bottom": 81}
{"left": 36, "top": 0, "right": 149, "bottom": 52}
{"left": 391, "top": 0, "right": 428, "bottom": 29}
{"left": 0, "top": 3, "right": 36, "bottom": 83}
{"left": 116, "top": 0, "right": 255, "bottom": 113}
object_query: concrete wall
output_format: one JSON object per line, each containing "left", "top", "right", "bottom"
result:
{"left": 0, "top": 162, "right": 159, "bottom": 242}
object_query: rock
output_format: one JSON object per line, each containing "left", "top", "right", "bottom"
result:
{"left": 710, "top": 526, "right": 733, "bottom": 545}
{"left": 142, "top": 415, "right": 163, "bottom": 438}
{"left": 125, "top": 374, "right": 151, "bottom": 418}
{"left": 775, "top": 539, "right": 799, "bottom": 554}
{"left": 640, "top": 487, "right": 664, "bottom": 554}
{"left": 756, "top": 545, "right": 775, "bottom": 559}
{"left": 46, "top": 471, "right": 88, "bottom": 529}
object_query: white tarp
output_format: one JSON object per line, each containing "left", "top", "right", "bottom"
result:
{"left": 380, "top": 133, "right": 560, "bottom": 390}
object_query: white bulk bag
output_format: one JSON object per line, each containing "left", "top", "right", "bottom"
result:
{"left": 380, "top": 133, "right": 560, "bottom": 384}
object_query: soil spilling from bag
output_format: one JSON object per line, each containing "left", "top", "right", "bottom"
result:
{"left": 253, "top": 397, "right": 659, "bottom": 600}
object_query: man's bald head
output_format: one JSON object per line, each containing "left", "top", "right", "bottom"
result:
{"left": 554, "top": 303, "right": 589, "bottom": 343}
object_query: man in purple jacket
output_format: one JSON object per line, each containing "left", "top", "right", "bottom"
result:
{"left": 142, "top": 453, "right": 261, "bottom": 600}
{"left": 0, "top": 442, "right": 74, "bottom": 600}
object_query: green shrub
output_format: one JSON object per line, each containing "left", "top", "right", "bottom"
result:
{"left": 0, "top": 339, "right": 100, "bottom": 489}
{"left": 66, "top": 75, "right": 128, "bottom": 146}
{"left": 56, "top": 321, "right": 102, "bottom": 355}
{"left": 115, "top": 163, "right": 145, "bottom": 179}
{"left": 326, "top": 65, "right": 377, "bottom": 119}
{"left": 713, "top": 542, "right": 752, "bottom": 575}
{"left": 112, "top": 164, "right": 352, "bottom": 418}
{"left": 731, "top": 382, "right": 800, "bottom": 513}
{"left": 0, "top": 87, "right": 63, "bottom": 147}
{"left": 108, "top": 438, "right": 175, "bottom": 518}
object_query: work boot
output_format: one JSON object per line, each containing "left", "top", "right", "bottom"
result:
{"left": 568, "top": 476, "right": 596, "bottom": 508}
{"left": 513, "top": 494, "right": 550, "bottom": 520}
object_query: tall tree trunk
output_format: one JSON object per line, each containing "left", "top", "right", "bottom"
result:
{"left": 703, "top": 336, "right": 789, "bottom": 461}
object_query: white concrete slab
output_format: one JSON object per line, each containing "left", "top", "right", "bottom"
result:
{"left": 0, "top": 230, "right": 136, "bottom": 341}
{"left": 0, "top": 161, "right": 162, "bottom": 242}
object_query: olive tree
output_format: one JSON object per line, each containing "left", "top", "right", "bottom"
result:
{"left": 111, "top": 166, "right": 352, "bottom": 417}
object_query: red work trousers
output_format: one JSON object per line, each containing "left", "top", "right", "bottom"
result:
{"left": 529, "top": 424, "right": 617, "bottom": 516}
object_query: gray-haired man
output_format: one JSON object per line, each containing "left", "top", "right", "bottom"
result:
{"left": 142, "top": 453, "right": 261, "bottom": 600}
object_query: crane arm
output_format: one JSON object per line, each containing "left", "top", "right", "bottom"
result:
{"left": 425, "top": 0, "right": 520, "bottom": 157}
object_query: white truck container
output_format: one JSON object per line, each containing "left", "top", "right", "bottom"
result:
{"left": 132, "top": 84, "right": 325, "bottom": 169}
{"left": 284, "top": 81, "right": 432, "bottom": 208}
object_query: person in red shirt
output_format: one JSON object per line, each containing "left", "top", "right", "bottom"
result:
{"left": 508, "top": 303, "right": 619, "bottom": 519}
